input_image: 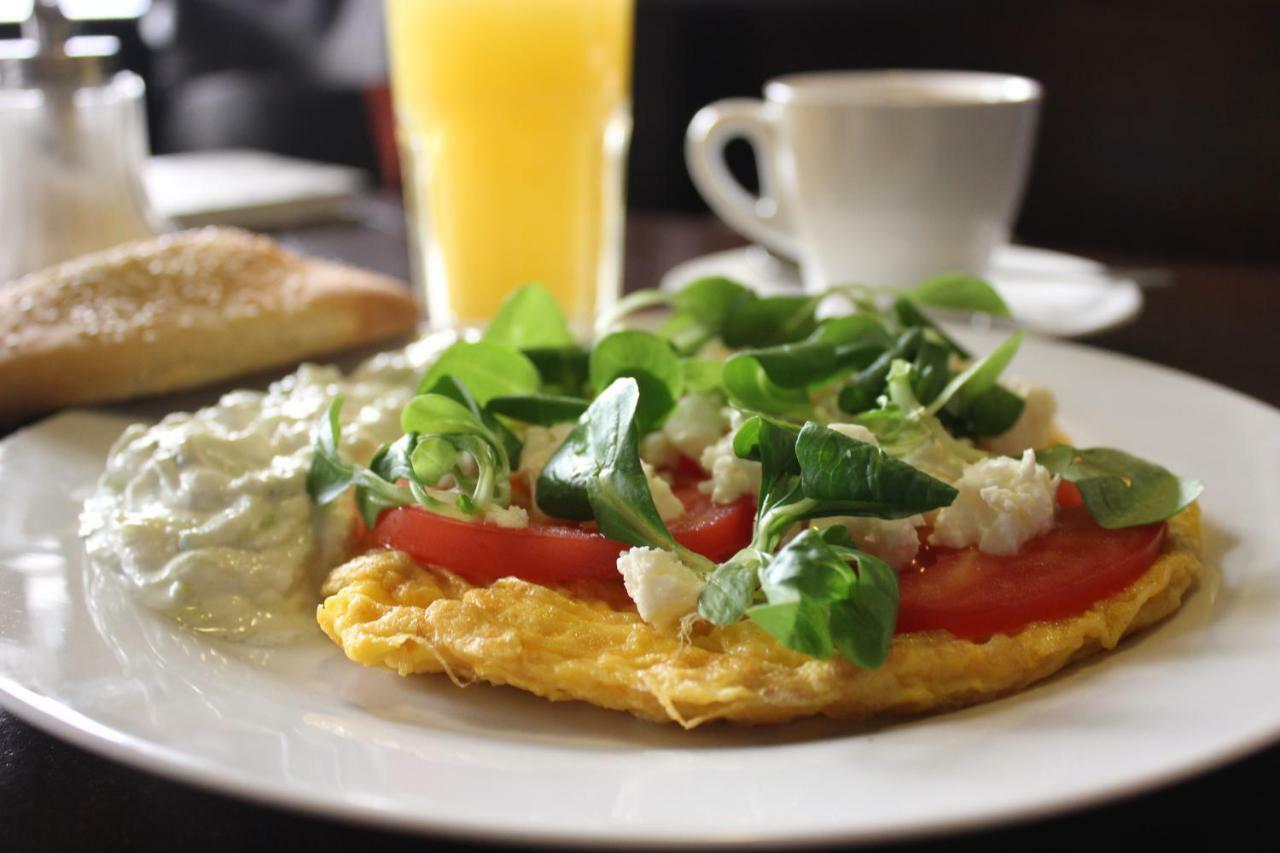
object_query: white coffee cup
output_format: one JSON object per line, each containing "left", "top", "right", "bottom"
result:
{"left": 686, "top": 70, "right": 1041, "bottom": 290}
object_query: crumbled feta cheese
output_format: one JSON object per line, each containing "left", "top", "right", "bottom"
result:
{"left": 813, "top": 515, "right": 923, "bottom": 569}
{"left": 698, "top": 429, "right": 761, "bottom": 505}
{"left": 661, "top": 393, "right": 728, "bottom": 461}
{"left": 981, "top": 379, "right": 1059, "bottom": 456}
{"left": 930, "top": 449, "right": 1058, "bottom": 555}
{"left": 640, "top": 431, "right": 680, "bottom": 469}
{"left": 642, "top": 462, "right": 685, "bottom": 521}
{"left": 828, "top": 422, "right": 880, "bottom": 447}
{"left": 616, "top": 546, "right": 705, "bottom": 628}
{"left": 483, "top": 504, "right": 529, "bottom": 528}
{"left": 516, "top": 422, "right": 575, "bottom": 498}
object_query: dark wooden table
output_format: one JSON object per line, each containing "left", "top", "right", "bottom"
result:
{"left": 5, "top": 197, "right": 1279, "bottom": 852}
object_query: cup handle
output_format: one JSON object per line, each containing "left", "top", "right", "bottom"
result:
{"left": 685, "top": 98, "right": 798, "bottom": 258}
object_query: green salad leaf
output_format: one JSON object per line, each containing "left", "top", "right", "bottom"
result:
{"left": 681, "top": 358, "right": 725, "bottom": 393}
{"left": 1036, "top": 446, "right": 1202, "bottom": 528}
{"left": 907, "top": 274, "right": 1012, "bottom": 318}
{"left": 700, "top": 417, "right": 953, "bottom": 645}
{"left": 485, "top": 394, "right": 588, "bottom": 426}
{"left": 425, "top": 373, "right": 524, "bottom": 469}
{"left": 909, "top": 333, "right": 952, "bottom": 406}
{"left": 673, "top": 276, "right": 756, "bottom": 330}
{"left": 893, "top": 297, "right": 972, "bottom": 359}
{"left": 409, "top": 435, "right": 460, "bottom": 485}
{"left": 306, "top": 376, "right": 525, "bottom": 530}
{"left": 838, "top": 328, "right": 924, "bottom": 414}
{"left": 729, "top": 341, "right": 838, "bottom": 388}
{"left": 948, "top": 384, "right": 1026, "bottom": 438}
{"left": 795, "top": 422, "right": 959, "bottom": 520}
{"left": 588, "top": 330, "right": 683, "bottom": 432}
{"left": 522, "top": 345, "right": 590, "bottom": 397}
{"left": 928, "top": 332, "right": 1024, "bottom": 416}
{"left": 537, "top": 377, "right": 712, "bottom": 570}
{"left": 400, "top": 391, "right": 512, "bottom": 509}
{"left": 654, "top": 276, "right": 754, "bottom": 352}
{"left": 747, "top": 527, "right": 898, "bottom": 667}
{"left": 853, "top": 359, "right": 988, "bottom": 482}
{"left": 810, "top": 314, "right": 893, "bottom": 351}
{"left": 306, "top": 395, "right": 360, "bottom": 505}
{"left": 416, "top": 341, "right": 541, "bottom": 403}
{"left": 482, "top": 282, "right": 575, "bottom": 349}
{"left": 698, "top": 548, "right": 770, "bottom": 627}
{"left": 721, "top": 351, "right": 814, "bottom": 417}
{"left": 401, "top": 392, "right": 494, "bottom": 440}
{"left": 357, "top": 435, "right": 424, "bottom": 526}
{"left": 722, "top": 294, "right": 822, "bottom": 348}
{"left": 306, "top": 399, "right": 416, "bottom": 527}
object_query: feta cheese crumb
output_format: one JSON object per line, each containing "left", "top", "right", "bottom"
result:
{"left": 698, "top": 425, "right": 762, "bottom": 505}
{"left": 981, "top": 379, "right": 1059, "bottom": 456}
{"left": 642, "top": 462, "right": 685, "bottom": 521}
{"left": 661, "top": 393, "right": 728, "bottom": 461}
{"left": 616, "top": 546, "right": 705, "bottom": 628}
{"left": 930, "top": 449, "right": 1058, "bottom": 555}
{"left": 516, "top": 422, "right": 575, "bottom": 498}
{"left": 640, "top": 431, "right": 679, "bottom": 469}
{"left": 813, "top": 515, "right": 923, "bottom": 569}
{"left": 483, "top": 504, "right": 529, "bottom": 528}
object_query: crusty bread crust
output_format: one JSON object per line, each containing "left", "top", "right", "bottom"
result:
{"left": 316, "top": 505, "right": 1202, "bottom": 728}
{"left": 0, "top": 227, "right": 418, "bottom": 419}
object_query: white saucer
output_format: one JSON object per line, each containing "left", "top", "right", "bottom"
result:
{"left": 660, "top": 244, "right": 1144, "bottom": 338}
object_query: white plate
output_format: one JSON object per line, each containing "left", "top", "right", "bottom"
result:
{"left": 660, "top": 245, "right": 1144, "bottom": 338}
{"left": 2, "top": 332, "right": 1279, "bottom": 848}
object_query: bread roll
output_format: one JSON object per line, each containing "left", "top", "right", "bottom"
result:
{"left": 0, "top": 227, "right": 418, "bottom": 419}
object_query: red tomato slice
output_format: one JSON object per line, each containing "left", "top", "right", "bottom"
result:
{"left": 1056, "top": 480, "right": 1084, "bottom": 509}
{"left": 895, "top": 505, "right": 1166, "bottom": 640}
{"left": 370, "top": 485, "right": 753, "bottom": 586}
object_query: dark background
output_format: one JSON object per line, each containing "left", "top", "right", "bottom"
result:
{"left": 10, "top": 0, "right": 1277, "bottom": 261}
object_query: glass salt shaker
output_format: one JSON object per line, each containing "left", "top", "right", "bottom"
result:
{"left": 0, "top": 0, "right": 167, "bottom": 284}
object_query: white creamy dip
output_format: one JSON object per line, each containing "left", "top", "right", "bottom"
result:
{"left": 80, "top": 335, "right": 449, "bottom": 642}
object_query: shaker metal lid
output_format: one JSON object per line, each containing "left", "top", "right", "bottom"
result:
{"left": 0, "top": 1, "right": 119, "bottom": 89}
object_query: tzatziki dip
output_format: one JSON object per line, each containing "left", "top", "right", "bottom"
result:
{"left": 80, "top": 335, "right": 449, "bottom": 643}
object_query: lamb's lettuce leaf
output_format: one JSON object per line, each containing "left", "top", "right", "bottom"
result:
{"left": 588, "top": 330, "right": 684, "bottom": 432}
{"left": 907, "top": 274, "right": 1012, "bottom": 317}
{"left": 416, "top": 341, "right": 540, "bottom": 403}
{"left": 485, "top": 394, "right": 588, "bottom": 426}
{"left": 536, "top": 377, "right": 713, "bottom": 571}
{"left": 482, "top": 282, "right": 575, "bottom": 349}
{"left": 1036, "top": 445, "right": 1202, "bottom": 528}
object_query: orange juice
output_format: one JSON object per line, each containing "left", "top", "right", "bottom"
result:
{"left": 386, "top": 0, "right": 633, "bottom": 327}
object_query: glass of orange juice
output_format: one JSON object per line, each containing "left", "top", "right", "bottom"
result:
{"left": 385, "top": 0, "right": 634, "bottom": 329}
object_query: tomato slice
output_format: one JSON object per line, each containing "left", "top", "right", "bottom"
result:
{"left": 1056, "top": 480, "right": 1084, "bottom": 509}
{"left": 895, "top": 505, "right": 1166, "bottom": 640}
{"left": 370, "top": 485, "right": 753, "bottom": 586}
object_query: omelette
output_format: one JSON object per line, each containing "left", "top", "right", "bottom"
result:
{"left": 316, "top": 505, "right": 1200, "bottom": 728}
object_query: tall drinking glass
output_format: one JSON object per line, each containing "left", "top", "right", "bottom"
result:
{"left": 385, "top": 0, "right": 633, "bottom": 329}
